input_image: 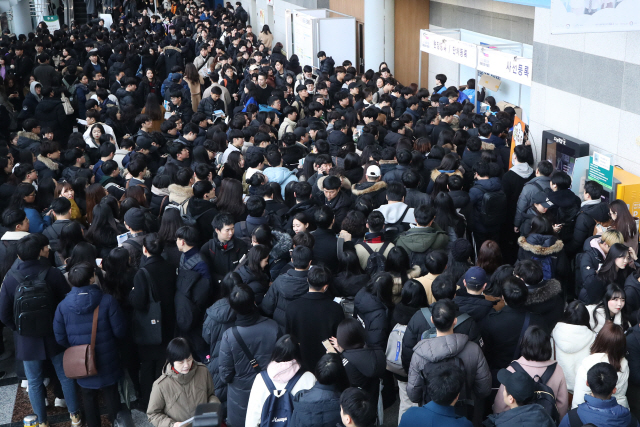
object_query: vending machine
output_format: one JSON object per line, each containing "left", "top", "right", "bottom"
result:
{"left": 613, "top": 168, "right": 640, "bottom": 220}
{"left": 541, "top": 130, "right": 590, "bottom": 197}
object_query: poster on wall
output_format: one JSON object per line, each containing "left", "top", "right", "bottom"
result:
{"left": 42, "top": 15, "right": 60, "bottom": 30}
{"left": 419, "top": 30, "right": 477, "bottom": 69}
{"left": 293, "top": 12, "right": 314, "bottom": 69}
{"left": 551, "top": 0, "right": 640, "bottom": 34}
{"left": 477, "top": 47, "right": 532, "bottom": 86}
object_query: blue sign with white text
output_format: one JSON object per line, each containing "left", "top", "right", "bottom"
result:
{"left": 494, "top": 0, "right": 550, "bottom": 7}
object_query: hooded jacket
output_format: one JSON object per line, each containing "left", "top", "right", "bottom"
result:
{"left": 352, "top": 181, "right": 388, "bottom": 209}
{"left": 147, "top": 362, "right": 219, "bottom": 427}
{"left": 261, "top": 269, "right": 309, "bottom": 329}
{"left": 406, "top": 333, "right": 491, "bottom": 405}
{"left": 514, "top": 175, "right": 552, "bottom": 228}
{"left": 218, "top": 313, "right": 280, "bottom": 427}
{"left": 551, "top": 322, "right": 596, "bottom": 392}
{"left": 53, "top": 284, "right": 127, "bottom": 389}
{"left": 560, "top": 395, "right": 636, "bottom": 427}
{"left": 455, "top": 287, "right": 495, "bottom": 323}
{"left": 18, "top": 81, "right": 42, "bottom": 121}
{"left": 168, "top": 183, "right": 193, "bottom": 205}
{"left": 263, "top": 166, "right": 298, "bottom": 198}
{"left": 395, "top": 225, "right": 449, "bottom": 271}
{"left": 577, "top": 236, "right": 605, "bottom": 290}
{"left": 483, "top": 403, "right": 556, "bottom": 427}
{"left": 517, "top": 234, "right": 568, "bottom": 285}
{"left": 354, "top": 288, "right": 390, "bottom": 350}
{"left": 375, "top": 202, "right": 416, "bottom": 225}
{"left": 16, "top": 130, "right": 41, "bottom": 154}
{"left": 202, "top": 298, "right": 236, "bottom": 401}
{"left": 34, "top": 154, "right": 61, "bottom": 181}
{"left": 567, "top": 201, "right": 610, "bottom": 255}
{"left": 341, "top": 347, "right": 386, "bottom": 408}
{"left": 405, "top": 188, "right": 431, "bottom": 209}
{"left": 237, "top": 264, "right": 270, "bottom": 306}
{"left": 35, "top": 96, "right": 69, "bottom": 140}
{"left": 469, "top": 177, "right": 503, "bottom": 233}
{"left": 291, "top": 383, "right": 342, "bottom": 427}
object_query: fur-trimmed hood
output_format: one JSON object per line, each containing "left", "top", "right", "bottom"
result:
{"left": 352, "top": 181, "right": 386, "bottom": 196}
{"left": 517, "top": 235, "right": 564, "bottom": 255}
{"left": 430, "top": 168, "right": 464, "bottom": 181}
{"left": 271, "top": 229, "right": 293, "bottom": 260}
{"left": 36, "top": 154, "right": 59, "bottom": 171}
{"left": 526, "top": 278, "right": 562, "bottom": 306}
{"left": 168, "top": 183, "right": 194, "bottom": 204}
{"left": 481, "top": 141, "right": 495, "bottom": 150}
{"left": 17, "top": 131, "right": 40, "bottom": 141}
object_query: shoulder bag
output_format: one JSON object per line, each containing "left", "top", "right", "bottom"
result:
{"left": 63, "top": 305, "right": 99, "bottom": 379}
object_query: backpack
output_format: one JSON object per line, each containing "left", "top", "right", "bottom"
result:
{"left": 385, "top": 323, "right": 407, "bottom": 375}
{"left": 175, "top": 253, "right": 206, "bottom": 331}
{"left": 383, "top": 207, "right": 411, "bottom": 241}
{"left": 556, "top": 204, "right": 581, "bottom": 243}
{"left": 238, "top": 8, "right": 248, "bottom": 23}
{"left": 164, "top": 198, "right": 196, "bottom": 226}
{"left": 509, "top": 361, "right": 560, "bottom": 424}
{"left": 61, "top": 77, "right": 79, "bottom": 103}
{"left": 420, "top": 308, "right": 471, "bottom": 340}
{"left": 12, "top": 268, "right": 55, "bottom": 337}
{"left": 421, "top": 355, "right": 469, "bottom": 411}
{"left": 473, "top": 184, "right": 507, "bottom": 226}
{"left": 236, "top": 221, "right": 253, "bottom": 246}
{"left": 531, "top": 255, "right": 554, "bottom": 281}
{"left": 259, "top": 370, "right": 303, "bottom": 427}
{"left": 361, "top": 241, "right": 389, "bottom": 276}
{"left": 336, "top": 297, "right": 355, "bottom": 318}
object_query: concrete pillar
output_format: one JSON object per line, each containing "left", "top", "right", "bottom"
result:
{"left": 364, "top": 0, "right": 394, "bottom": 72}
{"left": 11, "top": 0, "right": 33, "bottom": 36}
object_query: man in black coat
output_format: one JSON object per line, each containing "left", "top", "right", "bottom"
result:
{"left": 327, "top": 120, "right": 350, "bottom": 156}
{"left": 480, "top": 276, "right": 545, "bottom": 375}
{"left": 401, "top": 274, "right": 481, "bottom": 373}
{"left": 311, "top": 206, "right": 340, "bottom": 273}
{"left": 42, "top": 198, "right": 73, "bottom": 253}
{"left": 200, "top": 213, "right": 249, "bottom": 288}
{"left": 454, "top": 267, "right": 494, "bottom": 323}
{"left": 317, "top": 175, "right": 353, "bottom": 233}
{"left": 129, "top": 233, "right": 177, "bottom": 408}
{"left": 0, "top": 234, "right": 81, "bottom": 424}
{"left": 566, "top": 181, "right": 610, "bottom": 256}
{"left": 187, "top": 181, "right": 219, "bottom": 247}
{"left": 382, "top": 149, "right": 412, "bottom": 184}
{"left": 284, "top": 182, "right": 319, "bottom": 232}
{"left": 261, "top": 245, "right": 311, "bottom": 329}
{"left": 352, "top": 165, "right": 388, "bottom": 209}
{"left": 286, "top": 266, "right": 344, "bottom": 372}
{"left": 514, "top": 260, "right": 564, "bottom": 333}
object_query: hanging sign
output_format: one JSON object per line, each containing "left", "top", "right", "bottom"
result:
{"left": 477, "top": 47, "right": 532, "bottom": 86}
{"left": 419, "top": 30, "right": 477, "bottom": 69}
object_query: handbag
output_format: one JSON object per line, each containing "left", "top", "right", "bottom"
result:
{"left": 63, "top": 305, "right": 99, "bottom": 379}
{"left": 132, "top": 269, "right": 163, "bottom": 345}
{"left": 61, "top": 93, "right": 74, "bottom": 115}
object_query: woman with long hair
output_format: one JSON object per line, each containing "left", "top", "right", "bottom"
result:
{"left": 85, "top": 204, "right": 120, "bottom": 259}
{"left": 236, "top": 244, "right": 271, "bottom": 305}
{"left": 215, "top": 178, "right": 247, "bottom": 222}
{"left": 258, "top": 25, "right": 273, "bottom": 49}
{"left": 433, "top": 192, "right": 466, "bottom": 249}
{"left": 141, "top": 93, "right": 165, "bottom": 132}
{"left": 588, "top": 283, "right": 631, "bottom": 334}
{"left": 245, "top": 335, "right": 316, "bottom": 427}
{"left": 136, "top": 68, "right": 162, "bottom": 106}
{"left": 55, "top": 221, "right": 86, "bottom": 267}
{"left": 9, "top": 182, "right": 52, "bottom": 233}
{"left": 55, "top": 180, "right": 83, "bottom": 220}
{"left": 334, "top": 250, "right": 369, "bottom": 297}
{"left": 551, "top": 301, "right": 597, "bottom": 394}
{"left": 582, "top": 243, "right": 634, "bottom": 304}
{"left": 572, "top": 322, "right": 629, "bottom": 408}
{"left": 484, "top": 264, "right": 513, "bottom": 312}
{"left": 385, "top": 247, "right": 421, "bottom": 304}
{"left": 183, "top": 63, "right": 204, "bottom": 113}
{"left": 428, "top": 173, "right": 449, "bottom": 201}
{"left": 476, "top": 240, "right": 503, "bottom": 277}
{"left": 222, "top": 151, "right": 246, "bottom": 182}
{"left": 354, "top": 273, "right": 394, "bottom": 349}
{"left": 157, "top": 208, "right": 184, "bottom": 271}
{"left": 85, "top": 183, "right": 107, "bottom": 224}
{"left": 101, "top": 247, "right": 135, "bottom": 307}
{"left": 610, "top": 199, "right": 639, "bottom": 254}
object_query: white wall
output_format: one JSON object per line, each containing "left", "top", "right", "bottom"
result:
{"left": 273, "top": 0, "right": 304, "bottom": 55}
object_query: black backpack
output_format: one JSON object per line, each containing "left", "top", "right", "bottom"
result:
{"left": 556, "top": 204, "right": 581, "bottom": 244}
{"left": 12, "top": 268, "right": 55, "bottom": 337}
{"left": 383, "top": 206, "right": 411, "bottom": 241}
{"left": 509, "top": 361, "right": 560, "bottom": 424}
{"left": 175, "top": 253, "right": 209, "bottom": 332}
{"left": 473, "top": 184, "right": 507, "bottom": 226}
{"left": 361, "top": 241, "right": 389, "bottom": 276}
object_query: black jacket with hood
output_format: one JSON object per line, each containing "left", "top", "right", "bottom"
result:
{"left": 236, "top": 264, "right": 270, "bottom": 306}
{"left": 351, "top": 181, "right": 388, "bottom": 209}
{"left": 260, "top": 268, "right": 309, "bottom": 329}
{"left": 202, "top": 298, "right": 236, "bottom": 402}
{"left": 354, "top": 288, "right": 391, "bottom": 350}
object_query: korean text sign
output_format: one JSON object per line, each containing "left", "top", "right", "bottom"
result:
{"left": 477, "top": 48, "right": 532, "bottom": 87}
{"left": 419, "top": 30, "right": 477, "bottom": 69}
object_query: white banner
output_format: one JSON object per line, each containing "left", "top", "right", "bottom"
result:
{"left": 477, "top": 48, "right": 532, "bottom": 86}
{"left": 43, "top": 15, "right": 60, "bottom": 31}
{"left": 419, "top": 30, "right": 477, "bottom": 69}
{"left": 551, "top": 0, "right": 640, "bottom": 34}
{"left": 293, "top": 12, "right": 314, "bottom": 69}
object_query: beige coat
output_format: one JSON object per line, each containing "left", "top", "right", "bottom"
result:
{"left": 258, "top": 32, "right": 274, "bottom": 49}
{"left": 147, "top": 362, "right": 219, "bottom": 427}
{"left": 185, "top": 76, "right": 204, "bottom": 113}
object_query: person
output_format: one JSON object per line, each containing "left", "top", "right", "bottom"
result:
{"left": 352, "top": 165, "right": 388, "bottom": 209}
{"left": 566, "top": 180, "right": 610, "bottom": 256}
{"left": 258, "top": 25, "right": 274, "bottom": 49}
{"left": 493, "top": 325, "right": 569, "bottom": 418}
{"left": 311, "top": 206, "right": 339, "bottom": 272}
{"left": 53, "top": 262, "right": 126, "bottom": 427}
{"left": 121, "top": 207, "right": 148, "bottom": 268}
{"left": 400, "top": 365, "right": 473, "bottom": 427}
{"left": 560, "top": 362, "right": 639, "bottom": 427}
{"left": 454, "top": 266, "right": 494, "bottom": 322}
{"left": 339, "top": 387, "right": 376, "bottom": 427}
{"left": 290, "top": 353, "right": 348, "bottom": 427}
{"left": 514, "top": 160, "right": 553, "bottom": 233}
{"left": 328, "top": 318, "right": 385, "bottom": 413}
{"left": 395, "top": 204, "right": 449, "bottom": 272}
{"left": 374, "top": 182, "right": 416, "bottom": 230}
{"left": 0, "top": 234, "right": 82, "bottom": 427}
{"left": 354, "top": 272, "right": 394, "bottom": 349}
{"left": 551, "top": 301, "right": 597, "bottom": 396}
{"left": 42, "top": 197, "right": 74, "bottom": 253}
{"left": 218, "top": 285, "right": 280, "bottom": 427}
{"left": 407, "top": 299, "right": 491, "bottom": 420}
{"left": 245, "top": 335, "right": 317, "bottom": 427}
{"left": 610, "top": 199, "right": 639, "bottom": 254}
{"left": 353, "top": 211, "right": 395, "bottom": 271}
{"left": 469, "top": 161, "right": 504, "bottom": 250}
{"left": 626, "top": 307, "right": 640, "bottom": 420}
{"left": 236, "top": 244, "right": 271, "bottom": 305}
{"left": 583, "top": 242, "right": 636, "bottom": 305}
{"left": 129, "top": 233, "right": 177, "bottom": 409}
{"left": 200, "top": 212, "right": 249, "bottom": 285}
{"left": 578, "top": 231, "right": 625, "bottom": 300}
{"left": 317, "top": 175, "right": 352, "bottom": 231}
{"left": 416, "top": 250, "right": 448, "bottom": 304}
{"left": 572, "top": 322, "right": 630, "bottom": 409}
{"left": 484, "top": 368, "right": 556, "bottom": 427}
{"left": 480, "top": 276, "right": 545, "bottom": 375}
{"left": 587, "top": 283, "right": 632, "bottom": 334}
{"left": 9, "top": 183, "right": 53, "bottom": 233}
{"left": 285, "top": 265, "right": 344, "bottom": 371}
{"left": 147, "top": 337, "right": 220, "bottom": 427}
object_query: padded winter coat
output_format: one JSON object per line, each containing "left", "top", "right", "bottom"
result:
{"left": 354, "top": 288, "right": 390, "bottom": 350}
{"left": 551, "top": 322, "right": 596, "bottom": 392}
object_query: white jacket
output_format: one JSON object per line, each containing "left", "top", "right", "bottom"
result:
{"left": 375, "top": 202, "right": 416, "bottom": 225}
{"left": 551, "top": 322, "right": 596, "bottom": 392}
{"left": 572, "top": 352, "right": 629, "bottom": 408}
{"left": 245, "top": 363, "right": 316, "bottom": 427}
{"left": 586, "top": 304, "right": 627, "bottom": 334}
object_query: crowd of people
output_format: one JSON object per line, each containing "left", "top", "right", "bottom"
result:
{"left": 0, "top": 1, "right": 638, "bottom": 427}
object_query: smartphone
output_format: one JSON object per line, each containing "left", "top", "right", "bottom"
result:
{"left": 322, "top": 339, "right": 335, "bottom": 353}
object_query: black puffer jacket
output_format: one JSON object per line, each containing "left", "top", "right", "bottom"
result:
{"left": 200, "top": 236, "right": 249, "bottom": 286}
{"left": 291, "top": 383, "right": 342, "bottom": 427}
{"left": 202, "top": 298, "right": 236, "bottom": 401}
{"left": 260, "top": 269, "right": 309, "bottom": 329}
{"left": 624, "top": 272, "right": 640, "bottom": 320}
{"left": 319, "top": 56, "right": 335, "bottom": 75}
{"left": 327, "top": 129, "right": 351, "bottom": 156}
{"left": 34, "top": 97, "right": 69, "bottom": 141}
{"left": 566, "top": 201, "right": 610, "bottom": 255}
{"left": 351, "top": 181, "right": 388, "bottom": 209}
{"left": 524, "top": 278, "right": 564, "bottom": 333}
{"left": 333, "top": 272, "right": 369, "bottom": 297}
{"left": 354, "top": 288, "right": 390, "bottom": 350}
{"left": 236, "top": 264, "right": 270, "bottom": 306}
{"left": 341, "top": 347, "right": 386, "bottom": 409}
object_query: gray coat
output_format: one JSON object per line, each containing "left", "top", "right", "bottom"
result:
{"left": 514, "top": 176, "right": 552, "bottom": 227}
{"left": 406, "top": 333, "right": 491, "bottom": 405}
{"left": 218, "top": 313, "right": 280, "bottom": 427}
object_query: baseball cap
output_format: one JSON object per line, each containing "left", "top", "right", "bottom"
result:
{"left": 366, "top": 165, "right": 381, "bottom": 178}
{"left": 532, "top": 192, "right": 553, "bottom": 208}
{"left": 136, "top": 137, "right": 158, "bottom": 152}
{"left": 497, "top": 369, "right": 535, "bottom": 403}
{"left": 171, "top": 73, "right": 181, "bottom": 82}
{"left": 464, "top": 267, "right": 487, "bottom": 289}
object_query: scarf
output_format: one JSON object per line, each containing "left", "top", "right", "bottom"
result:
{"left": 151, "top": 185, "right": 170, "bottom": 197}
{"left": 510, "top": 162, "right": 534, "bottom": 179}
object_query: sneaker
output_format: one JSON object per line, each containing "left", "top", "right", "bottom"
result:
{"left": 43, "top": 378, "right": 50, "bottom": 387}
{"left": 21, "top": 380, "right": 27, "bottom": 388}
{"left": 55, "top": 398, "right": 67, "bottom": 408}
{"left": 70, "top": 411, "right": 82, "bottom": 427}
